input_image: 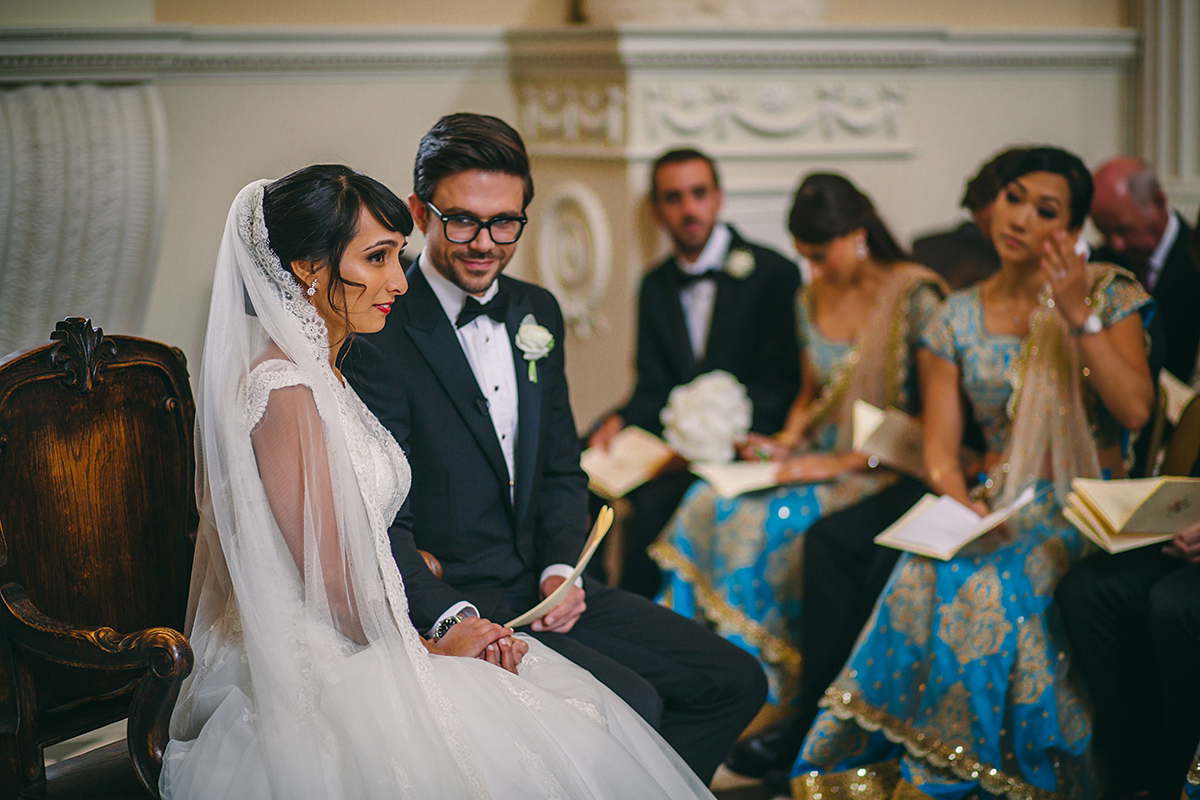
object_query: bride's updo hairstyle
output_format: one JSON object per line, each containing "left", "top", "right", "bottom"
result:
{"left": 788, "top": 172, "right": 907, "bottom": 263}
{"left": 998, "top": 146, "right": 1093, "bottom": 230}
{"left": 262, "top": 164, "right": 413, "bottom": 319}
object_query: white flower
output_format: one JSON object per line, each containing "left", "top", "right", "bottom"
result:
{"left": 660, "top": 370, "right": 752, "bottom": 462}
{"left": 515, "top": 313, "right": 555, "bottom": 383}
{"left": 724, "top": 248, "right": 756, "bottom": 279}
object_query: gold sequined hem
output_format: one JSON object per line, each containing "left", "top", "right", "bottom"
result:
{"left": 1187, "top": 754, "right": 1199, "bottom": 786}
{"left": 648, "top": 539, "right": 803, "bottom": 679}
{"left": 816, "top": 686, "right": 1057, "bottom": 800}
{"left": 792, "top": 762, "right": 939, "bottom": 800}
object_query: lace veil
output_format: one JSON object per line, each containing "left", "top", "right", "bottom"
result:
{"left": 165, "top": 181, "right": 490, "bottom": 798}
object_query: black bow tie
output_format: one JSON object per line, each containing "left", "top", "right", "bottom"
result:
{"left": 456, "top": 290, "right": 510, "bottom": 328}
{"left": 677, "top": 267, "right": 723, "bottom": 287}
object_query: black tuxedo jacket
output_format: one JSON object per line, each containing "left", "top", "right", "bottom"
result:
{"left": 1093, "top": 211, "right": 1200, "bottom": 381}
{"left": 343, "top": 262, "right": 588, "bottom": 631}
{"left": 618, "top": 225, "right": 801, "bottom": 436}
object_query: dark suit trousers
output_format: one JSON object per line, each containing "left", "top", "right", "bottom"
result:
{"left": 616, "top": 470, "right": 698, "bottom": 599}
{"left": 530, "top": 580, "right": 767, "bottom": 784}
{"left": 797, "top": 476, "right": 926, "bottom": 733}
{"left": 1057, "top": 548, "right": 1200, "bottom": 799}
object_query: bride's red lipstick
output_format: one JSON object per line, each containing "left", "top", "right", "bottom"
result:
{"left": 373, "top": 302, "right": 392, "bottom": 314}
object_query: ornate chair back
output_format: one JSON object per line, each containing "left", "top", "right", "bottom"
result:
{"left": 0, "top": 318, "right": 195, "bottom": 798}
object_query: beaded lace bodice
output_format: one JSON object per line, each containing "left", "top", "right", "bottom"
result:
{"left": 243, "top": 359, "right": 411, "bottom": 527}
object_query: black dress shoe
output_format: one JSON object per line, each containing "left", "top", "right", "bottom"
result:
{"left": 723, "top": 712, "right": 808, "bottom": 779}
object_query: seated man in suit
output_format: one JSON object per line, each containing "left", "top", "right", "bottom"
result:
{"left": 911, "top": 146, "right": 1025, "bottom": 290}
{"left": 1056, "top": 218, "right": 1200, "bottom": 800}
{"left": 343, "top": 113, "right": 766, "bottom": 785}
{"left": 1091, "top": 156, "right": 1200, "bottom": 383}
{"left": 588, "top": 148, "right": 801, "bottom": 598}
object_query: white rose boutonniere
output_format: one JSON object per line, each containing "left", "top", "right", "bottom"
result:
{"left": 660, "top": 370, "right": 752, "bottom": 462}
{"left": 724, "top": 248, "right": 756, "bottom": 280}
{"left": 515, "top": 313, "right": 555, "bottom": 383}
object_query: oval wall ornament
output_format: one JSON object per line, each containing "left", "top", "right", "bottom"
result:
{"left": 535, "top": 182, "right": 612, "bottom": 340}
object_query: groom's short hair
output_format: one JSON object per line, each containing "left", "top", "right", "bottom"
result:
{"left": 413, "top": 113, "right": 534, "bottom": 209}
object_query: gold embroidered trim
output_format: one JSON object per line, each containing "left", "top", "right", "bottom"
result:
{"left": 1187, "top": 753, "right": 1199, "bottom": 786}
{"left": 815, "top": 686, "right": 1057, "bottom": 800}
{"left": 648, "top": 539, "right": 802, "bottom": 681}
{"left": 792, "top": 761, "right": 943, "bottom": 800}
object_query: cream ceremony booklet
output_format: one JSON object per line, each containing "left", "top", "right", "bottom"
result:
{"left": 505, "top": 506, "right": 613, "bottom": 628}
{"left": 690, "top": 461, "right": 787, "bottom": 499}
{"left": 874, "top": 485, "right": 1036, "bottom": 560}
{"left": 851, "top": 400, "right": 924, "bottom": 477}
{"left": 581, "top": 426, "right": 675, "bottom": 500}
{"left": 1064, "top": 476, "right": 1200, "bottom": 553}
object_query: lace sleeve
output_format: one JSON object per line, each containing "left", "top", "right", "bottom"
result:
{"left": 249, "top": 375, "right": 365, "bottom": 643}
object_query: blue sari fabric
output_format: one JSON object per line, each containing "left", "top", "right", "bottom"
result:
{"left": 652, "top": 279, "right": 943, "bottom": 704}
{"left": 792, "top": 272, "right": 1152, "bottom": 798}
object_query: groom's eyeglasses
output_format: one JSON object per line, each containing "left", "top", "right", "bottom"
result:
{"left": 424, "top": 200, "right": 528, "bottom": 245}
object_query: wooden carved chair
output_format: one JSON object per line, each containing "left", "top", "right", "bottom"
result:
{"left": 0, "top": 318, "right": 196, "bottom": 799}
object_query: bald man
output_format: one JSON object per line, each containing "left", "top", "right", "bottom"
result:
{"left": 1091, "top": 156, "right": 1200, "bottom": 382}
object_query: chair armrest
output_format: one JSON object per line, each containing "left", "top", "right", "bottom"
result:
{"left": 0, "top": 584, "right": 191, "bottom": 676}
{"left": 418, "top": 549, "right": 443, "bottom": 581}
{"left": 0, "top": 583, "right": 192, "bottom": 797}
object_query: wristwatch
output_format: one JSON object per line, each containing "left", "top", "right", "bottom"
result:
{"left": 1071, "top": 312, "right": 1103, "bottom": 337}
{"left": 432, "top": 612, "right": 466, "bottom": 641}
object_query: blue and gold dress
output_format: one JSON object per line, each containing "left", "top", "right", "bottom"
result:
{"left": 791, "top": 267, "right": 1152, "bottom": 799}
{"left": 650, "top": 266, "right": 946, "bottom": 704}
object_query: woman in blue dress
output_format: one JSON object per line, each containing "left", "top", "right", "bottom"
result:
{"left": 791, "top": 147, "right": 1156, "bottom": 798}
{"left": 651, "top": 173, "right": 947, "bottom": 705}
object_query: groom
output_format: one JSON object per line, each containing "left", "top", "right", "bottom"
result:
{"left": 343, "top": 113, "right": 765, "bottom": 783}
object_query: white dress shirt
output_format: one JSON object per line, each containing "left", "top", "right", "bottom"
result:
{"left": 418, "top": 255, "right": 577, "bottom": 634}
{"left": 676, "top": 222, "right": 732, "bottom": 361}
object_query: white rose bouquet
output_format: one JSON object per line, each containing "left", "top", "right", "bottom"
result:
{"left": 660, "top": 370, "right": 752, "bottom": 462}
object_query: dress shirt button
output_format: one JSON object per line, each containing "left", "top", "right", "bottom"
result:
{"left": 509, "top": 480, "right": 515, "bottom": 487}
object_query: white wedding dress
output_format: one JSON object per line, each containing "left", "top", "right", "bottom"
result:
{"left": 158, "top": 180, "right": 715, "bottom": 800}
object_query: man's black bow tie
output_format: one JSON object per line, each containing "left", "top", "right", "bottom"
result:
{"left": 456, "top": 289, "right": 510, "bottom": 328}
{"left": 677, "top": 268, "right": 724, "bottom": 286}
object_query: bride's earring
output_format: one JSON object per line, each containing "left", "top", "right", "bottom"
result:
{"left": 305, "top": 278, "right": 318, "bottom": 297}
{"left": 855, "top": 236, "right": 868, "bottom": 262}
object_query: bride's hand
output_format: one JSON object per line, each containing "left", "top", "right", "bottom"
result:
{"left": 427, "top": 617, "right": 513, "bottom": 664}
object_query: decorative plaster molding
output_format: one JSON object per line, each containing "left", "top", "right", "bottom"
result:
{"left": 509, "top": 26, "right": 1137, "bottom": 72}
{"left": 535, "top": 183, "right": 612, "bottom": 339}
{"left": 582, "top": 0, "right": 826, "bottom": 26}
{"left": 0, "top": 26, "right": 1136, "bottom": 83}
{"left": 0, "top": 84, "right": 165, "bottom": 355}
{"left": 642, "top": 80, "right": 903, "bottom": 144}
{"left": 521, "top": 84, "right": 625, "bottom": 148}
{"left": 0, "top": 27, "right": 510, "bottom": 82}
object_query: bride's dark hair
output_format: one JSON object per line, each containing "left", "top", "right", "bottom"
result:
{"left": 263, "top": 164, "right": 413, "bottom": 320}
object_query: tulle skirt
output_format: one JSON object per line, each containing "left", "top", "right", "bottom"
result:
{"left": 160, "top": 634, "right": 713, "bottom": 800}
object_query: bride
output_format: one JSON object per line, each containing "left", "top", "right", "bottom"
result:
{"left": 159, "top": 165, "right": 715, "bottom": 799}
